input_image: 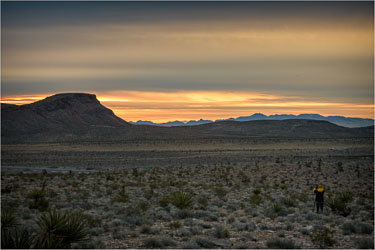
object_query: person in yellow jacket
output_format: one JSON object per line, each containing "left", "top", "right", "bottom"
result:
{"left": 313, "top": 185, "right": 325, "bottom": 213}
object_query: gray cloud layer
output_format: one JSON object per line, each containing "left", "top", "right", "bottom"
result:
{"left": 2, "top": 1, "right": 374, "bottom": 108}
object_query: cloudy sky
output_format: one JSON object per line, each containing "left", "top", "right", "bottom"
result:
{"left": 1, "top": 1, "right": 373, "bottom": 122}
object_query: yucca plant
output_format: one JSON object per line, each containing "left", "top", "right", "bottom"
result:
{"left": 1, "top": 210, "right": 18, "bottom": 229}
{"left": 27, "top": 189, "right": 49, "bottom": 211}
{"left": 169, "top": 191, "right": 194, "bottom": 209}
{"left": 2, "top": 210, "right": 19, "bottom": 249}
{"left": 35, "top": 209, "right": 88, "bottom": 248}
{"left": 10, "top": 229, "right": 32, "bottom": 249}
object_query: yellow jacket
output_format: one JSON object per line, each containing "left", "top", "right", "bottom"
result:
{"left": 313, "top": 185, "right": 324, "bottom": 192}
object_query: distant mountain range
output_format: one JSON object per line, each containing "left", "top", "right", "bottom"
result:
{"left": 130, "top": 113, "right": 374, "bottom": 128}
{"left": 130, "top": 119, "right": 212, "bottom": 127}
{"left": 2, "top": 93, "right": 373, "bottom": 143}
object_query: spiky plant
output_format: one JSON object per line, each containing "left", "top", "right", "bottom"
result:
{"left": 10, "top": 229, "right": 32, "bottom": 249}
{"left": 169, "top": 191, "right": 194, "bottom": 209}
{"left": 35, "top": 209, "right": 88, "bottom": 248}
{"left": 1, "top": 210, "right": 18, "bottom": 229}
{"left": 1, "top": 210, "right": 21, "bottom": 249}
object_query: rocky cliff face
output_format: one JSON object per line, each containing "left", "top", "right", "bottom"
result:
{"left": 2, "top": 93, "right": 130, "bottom": 142}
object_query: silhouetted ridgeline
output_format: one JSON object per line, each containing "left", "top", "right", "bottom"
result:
{"left": 1, "top": 93, "right": 373, "bottom": 143}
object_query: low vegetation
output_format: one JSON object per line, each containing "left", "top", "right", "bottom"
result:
{"left": 1, "top": 138, "right": 373, "bottom": 248}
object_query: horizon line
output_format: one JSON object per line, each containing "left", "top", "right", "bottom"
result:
{"left": 1, "top": 91, "right": 374, "bottom": 122}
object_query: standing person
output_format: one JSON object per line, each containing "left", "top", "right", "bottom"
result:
{"left": 313, "top": 184, "right": 324, "bottom": 213}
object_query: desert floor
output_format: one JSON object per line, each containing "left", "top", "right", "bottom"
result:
{"left": 1, "top": 137, "right": 374, "bottom": 248}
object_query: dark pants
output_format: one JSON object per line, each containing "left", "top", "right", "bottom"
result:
{"left": 316, "top": 202, "right": 324, "bottom": 213}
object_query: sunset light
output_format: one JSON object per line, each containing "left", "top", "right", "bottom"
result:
{"left": 2, "top": 90, "right": 373, "bottom": 123}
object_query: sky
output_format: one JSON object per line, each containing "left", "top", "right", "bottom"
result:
{"left": 1, "top": 1, "right": 374, "bottom": 122}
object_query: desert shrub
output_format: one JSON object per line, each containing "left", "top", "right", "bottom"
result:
{"left": 143, "top": 238, "right": 163, "bottom": 248}
{"left": 241, "top": 174, "right": 251, "bottom": 184}
{"left": 212, "top": 225, "right": 230, "bottom": 238}
{"left": 253, "top": 188, "right": 261, "bottom": 195}
{"left": 205, "top": 213, "right": 219, "bottom": 222}
{"left": 283, "top": 197, "right": 297, "bottom": 207}
{"left": 110, "top": 185, "right": 129, "bottom": 204}
{"left": 122, "top": 215, "right": 148, "bottom": 226}
{"left": 241, "top": 232, "right": 254, "bottom": 240}
{"left": 358, "top": 222, "right": 374, "bottom": 234}
{"left": 144, "top": 188, "right": 154, "bottom": 200}
{"left": 227, "top": 216, "right": 235, "bottom": 224}
{"left": 343, "top": 221, "right": 374, "bottom": 235}
{"left": 328, "top": 191, "right": 353, "bottom": 215}
{"left": 27, "top": 189, "right": 49, "bottom": 211}
{"left": 278, "top": 231, "right": 285, "bottom": 237}
{"left": 140, "top": 226, "right": 160, "bottom": 235}
{"left": 272, "top": 203, "right": 282, "bottom": 213}
{"left": 214, "top": 186, "right": 227, "bottom": 199}
{"left": 197, "top": 195, "right": 209, "bottom": 208}
{"left": 310, "top": 228, "right": 335, "bottom": 248}
{"left": 158, "top": 195, "right": 170, "bottom": 207}
{"left": 285, "top": 224, "right": 294, "bottom": 231}
{"left": 137, "top": 201, "right": 149, "bottom": 212}
{"left": 266, "top": 238, "right": 298, "bottom": 249}
{"left": 112, "top": 230, "right": 125, "bottom": 240}
{"left": 189, "top": 226, "right": 202, "bottom": 235}
{"left": 110, "top": 218, "right": 123, "bottom": 227}
{"left": 356, "top": 238, "right": 374, "bottom": 249}
{"left": 170, "top": 191, "right": 194, "bottom": 209}
{"left": 72, "top": 239, "right": 105, "bottom": 249}
{"left": 180, "top": 241, "right": 200, "bottom": 249}
{"left": 106, "top": 174, "right": 115, "bottom": 181}
{"left": 89, "top": 227, "right": 104, "bottom": 236}
{"left": 110, "top": 193, "right": 129, "bottom": 203}
{"left": 342, "top": 222, "right": 357, "bottom": 235}
{"left": 300, "top": 228, "right": 310, "bottom": 235}
{"left": 338, "top": 191, "right": 354, "bottom": 203}
{"left": 159, "top": 236, "right": 177, "bottom": 247}
{"left": 234, "top": 243, "right": 254, "bottom": 249}
{"left": 173, "top": 209, "right": 192, "bottom": 219}
{"left": 235, "top": 222, "right": 256, "bottom": 231}
{"left": 169, "top": 221, "right": 182, "bottom": 229}
{"left": 2, "top": 186, "right": 12, "bottom": 194}
{"left": 195, "top": 237, "right": 217, "bottom": 248}
{"left": 249, "top": 193, "right": 263, "bottom": 205}
{"left": 266, "top": 202, "right": 287, "bottom": 219}
{"left": 175, "top": 228, "right": 192, "bottom": 237}
{"left": 121, "top": 202, "right": 149, "bottom": 216}
{"left": 80, "top": 213, "right": 102, "bottom": 227}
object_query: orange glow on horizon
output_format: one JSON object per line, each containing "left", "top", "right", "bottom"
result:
{"left": 1, "top": 91, "right": 373, "bottom": 123}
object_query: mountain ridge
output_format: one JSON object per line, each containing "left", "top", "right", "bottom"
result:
{"left": 130, "top": 113, "right": 374, "bottom": 128}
